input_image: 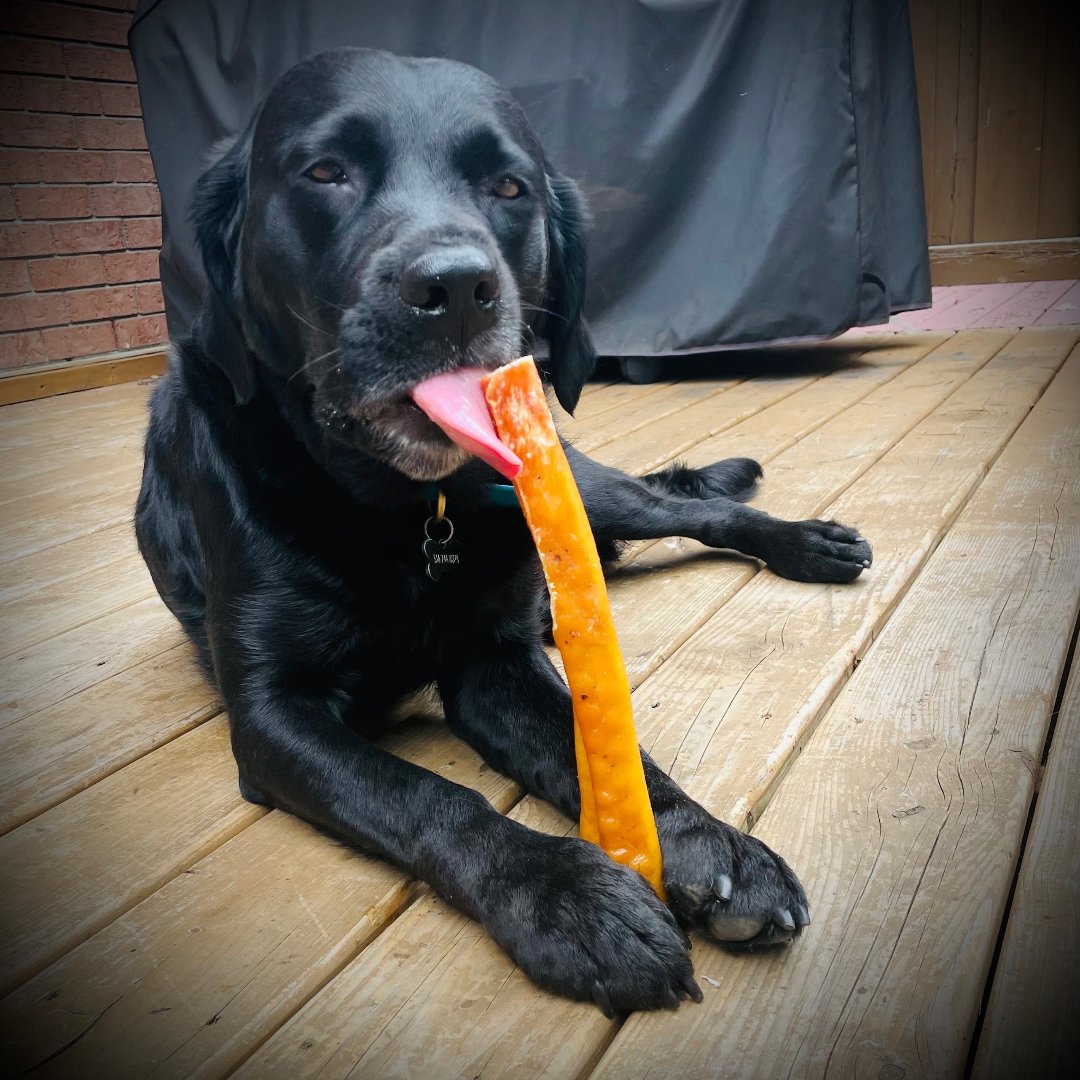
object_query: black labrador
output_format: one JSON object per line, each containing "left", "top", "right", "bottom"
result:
{"left": 136, "top": 48, "right": 872, "bottom": 1015}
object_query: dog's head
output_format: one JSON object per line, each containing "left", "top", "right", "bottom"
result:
{"left": 192, "top": 47, "right": 595, "bottom": 480}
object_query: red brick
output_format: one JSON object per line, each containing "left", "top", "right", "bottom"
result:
{"left": 0, "top": 3, "right": 91, "bottom": 42}
{"left": 102, "top": 248, "right": 157, "bottom": 283}
{"left": 14, "top": 184, "right": 92, "bottom": 220}
{"left": 18, "top": 75, "right": 101, "bottom": 115}
{"left": 112, "top": 152, "right": 155, "bottom": 183}
{"left": 42, "top": 319, "right": 117, "bottom": 361}
{"left": 0, "top": 111, "right": 77, "bottom": 149}
{"left": 51, "top": 218, "right": 124, "bottom": 254}
{"left": 0, "top": 221, "right": 53, "bottom": 258}
{"left": 77, "top": 116, "right": 147, "bottom": 150}
{"left": 67, "top": 283, "right": 139, "bottom": 322}
{"left": 0, "top": 329, "right": 47, "bottom": 368}
{"left": 39, "top": 150, "right": 114, "bottom": 183}
{"left": 0, "top": 189, "right": 15, "bottom": 220}
{"left": 135, "top": 281, "right": 163, "bottom": 313}
{"left": 0, "top": 150, "right": 41, "bottom": 183}
{"left": 90, "top": 183, "right": 159, "bottom": 218}
{"left": 0, "top": 260, "right": 32, "bottom": 295}
{"left": 85, "top": 9, "right": 133, "bottom": 46}
{"left": 114, "top": 312, "right": 166, "bottom": 349}
{"left": 63, "top": 44, "right": 136, "bottom": 84}
{"left": 98, "top": 83, "right": 141, "bottom": 117}
{"left": 28, "top": 253, "right": 106, "bottom": 290}
{"left": 122, "top": 216, "right": 160, "bottom": 248}
{"left": 0, "top": 39, "right": 65, "bottom": 77}
{"left": 0, "top": 290, "right": 65, "bottom": 332}
{"left": 0, "top": 76, "right": 26, "bottom": 109}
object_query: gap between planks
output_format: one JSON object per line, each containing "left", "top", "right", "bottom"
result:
{"left": 4, "top": 330, "right": 1075, "bottom": 1080}
{"left": 591, "top": 343, "right": 1080, "bottom": 1079}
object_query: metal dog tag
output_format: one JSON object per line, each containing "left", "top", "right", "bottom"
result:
{"left": 422, "top": 512, "right": 460, "bottom": 581}
{"left": 422, "top": 536, "right": 461, "bottom": 580}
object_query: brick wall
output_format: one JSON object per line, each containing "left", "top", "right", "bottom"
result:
{"left": 0, "top": 0, "right": 168, "bottom": 371}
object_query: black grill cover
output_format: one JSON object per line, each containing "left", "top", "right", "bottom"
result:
{"left": 130, "top": 0, "right": 930, "bottom": 359}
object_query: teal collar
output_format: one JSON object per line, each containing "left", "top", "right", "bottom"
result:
{"left": 425, "top": 482, "right": 518, "bottom": 509}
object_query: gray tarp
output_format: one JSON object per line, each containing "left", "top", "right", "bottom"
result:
{"left": 130, "top": 0, "right": 930, "bottom": 360}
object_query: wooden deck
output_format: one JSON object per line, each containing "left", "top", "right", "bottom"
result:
{"left": 1, "top": 326, "right": 1078, "bottom": 1079}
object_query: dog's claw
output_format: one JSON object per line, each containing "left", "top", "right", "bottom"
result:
{"left": 714, "top": 873, "right": 733, "bottom": 901}
{"left": 775, "top": 907, "right": 796, "bottom": 931}
{"left": 796, "top": 903, "right": 811, "bottom": 926}
{"left": 682, "top": 974, "right": 704, "bottom": 1003}
{"left": 592, "top": 979, "right": 616, "bottom": 1018}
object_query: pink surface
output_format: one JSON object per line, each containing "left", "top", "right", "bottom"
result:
{"left": 842, "top": 280, "right": 1079, "bottom": 335}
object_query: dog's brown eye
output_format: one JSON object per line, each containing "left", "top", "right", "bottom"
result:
{"left": 305, "top": 161, "right": 347, "bottom": 184}
{"left": 492, "top": 176, "right": 522, "bottom": 199}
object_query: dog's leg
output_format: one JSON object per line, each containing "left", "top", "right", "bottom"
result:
{"left": 439, "top": 639, "right": 811, "bottom": 953}
{"left": 565, "top": 443, "right": 873, "bottom": 583}
{"left": 225, "top": 685, "right": 697, "bottom": 1015}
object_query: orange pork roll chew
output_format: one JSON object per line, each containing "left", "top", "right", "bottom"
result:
{"left": 482, "top": 356, "right": 665, "bottom": 899}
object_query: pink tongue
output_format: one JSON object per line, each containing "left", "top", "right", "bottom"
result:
{"left": 411, "top": 367, "right": 522, "bottom": 480}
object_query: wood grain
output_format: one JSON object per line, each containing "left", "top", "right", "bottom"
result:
{"left": 593, "top": 342, "right": 1080, "bottom": 1080}
{"left": 0, "top": 640, "right": 216, "bottom": 834}
{"left": 0, "top": 721, "right": 522, "bottom": 1080}
{"left": 0, "top": 717, "right": 262, "bottom": 994}
{"left": 971, "top": 640, "right": 1080, "bottom": 1077}
{"left": 222, "top": 331, "right": 1072, "bottom": 1079}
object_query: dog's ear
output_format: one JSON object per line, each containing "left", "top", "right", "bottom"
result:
{"left": 191, "top": 126, "right": 257, "bottom": 404}
{"left": 538, "top": 170, "right": 596, "bottom": 415}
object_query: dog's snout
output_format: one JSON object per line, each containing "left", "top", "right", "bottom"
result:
{"left": 399, "top": 246, "right": 500, "bottom": 342}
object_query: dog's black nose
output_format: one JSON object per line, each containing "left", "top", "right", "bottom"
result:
{"left": 399, "top": 246, "right": 500, "bottom": 343}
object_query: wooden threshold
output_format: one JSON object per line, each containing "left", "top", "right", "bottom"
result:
{"left": 0, "top": 346, "right": 169, "bottom": 407}
{"left": 930, "top": 237, "right": 1080, "bottom": 286}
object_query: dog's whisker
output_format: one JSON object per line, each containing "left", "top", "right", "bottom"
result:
{"left": 287, "top": 303, "right": 334, "bottom": 337}
{"left": 287, "top": 346, "right": 341, "bottom": 385}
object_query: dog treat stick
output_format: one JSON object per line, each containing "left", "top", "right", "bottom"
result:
{"left": 482, "top": 356, "right": 665, "bottom": 898}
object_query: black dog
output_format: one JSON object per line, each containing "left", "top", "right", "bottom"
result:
{"left": 136, "top": 48, "right": 871, "bottom": 1015}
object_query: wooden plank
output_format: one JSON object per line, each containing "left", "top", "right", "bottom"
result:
{"left": 593, "top": 341, "right": 1080, "bottom": 1080}
{"left": 0, "top": 532, "right": 154, "bottom": 659}
{"left": 979, "top": 278, "right": 1075, "bottom": 327}
{"left": 917, "top": 281, "right": 1024, "bottom": 329}
{"left": 931, "top": 239, "right": 1080, "bottom": 285}
{"left": 594, "top": 361, "right": 834, "bottom": 477}
{"left": 0, "top": 348, "right": 166, "bottom": 407}
{"left": 0, "top": 468, "right": 143, "bottom": 562}
{"left": 1033, "top": 280, "right": 1080, "bottom": 325}
{"left": 567, "top": 377, "right": 675, "bottom": 422}
{"left": 611, "top": 332, "right": 997, "bottom": 680}
{"left": 0, "top": 721, "right": 524, "bottom": 1080}
{"left": 566, "top": 376, "right": 748, "bottom": 455}
{"left": 1035, "top": 3, "right": 1080, "bottom": 238}
{"left": 0, "top": 519, "right": 135, "bottom": 594}
{"left": 0, "top": 717, "right": 263, "bottom": 994}
{"left": 913, "top": 0, "right": 981, "bottom": 245}
{"left": 231, "top": 801, "right": 589, "bottom": 1080}
{"left": 0, "top": 597, "right": 184, "bottom": 728}
{"left": 0, "top": 553, "right": 155, "bottom": 661}
{"left": 972, "top": 0, "right": 1049, "bottom": 242}
{"left": 971, "top": 643, "right": 1080, "bottom": 1078}
{"left": 0, "top": 378, "right": 151, "bottom": 438}
{"left": 0, "top": 642, "right": 216, "bottom": 834}
{"left": 225, "top": 331, "right": 1067, "bottom": 1079}
{"left": 0, "top": 424, "right": 147, "bottom": 497}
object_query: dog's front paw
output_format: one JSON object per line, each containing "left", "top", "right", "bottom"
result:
{"left": 484, "top": 832, "right": 701, "bottom": 1015}
{"left": 658, "top": 802, "right": 810, "bottom": 951}
{"left": 766, "top": 519, "right": 872, "bottom": 583}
